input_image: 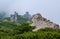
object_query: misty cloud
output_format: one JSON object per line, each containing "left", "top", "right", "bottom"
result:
{"left": 0, "top": 0, "right": 60, "bottom": 25}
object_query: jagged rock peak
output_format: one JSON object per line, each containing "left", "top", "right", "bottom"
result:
{"left": 32, "top": 13, "right": 42, "bottom": 20}
{"left": 31, "top": 13, "right": 59, "bottom": 31}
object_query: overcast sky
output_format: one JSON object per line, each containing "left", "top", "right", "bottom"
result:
{"left": 0, "top": 0, "right": 60, "bottom": 25}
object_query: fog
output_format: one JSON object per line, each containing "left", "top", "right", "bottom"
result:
{"left": 0, "top": 0, "right": 60, "bottom": 25}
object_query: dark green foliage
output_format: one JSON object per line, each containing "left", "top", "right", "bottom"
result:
{"left": 13, "top": 23, "right": 35, "bottom": 34}
{"left": 0, "top": 21, "right": 60, "bottom": 39}
{"left": 13, "top": 28, "right": 60, "bottom": 39}
{"left": 0, "top": 21, "right": 35, "bottom": 37}
{"left": 17, "top": 15, "right": 28, "bottom": 23}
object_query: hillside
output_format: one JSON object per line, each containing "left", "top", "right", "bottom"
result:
{"left": 0, "top": 21, "right": 35, "bottom": 38}
{"left": 0, "top": 21, "right": 60, "bottom": 39}
{"left": 0, "top": 13, "right": 60, "bottom": 39}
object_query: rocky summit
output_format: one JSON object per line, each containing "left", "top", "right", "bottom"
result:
{"left": 31, "top": 13, "right": 59, "bottom": 31}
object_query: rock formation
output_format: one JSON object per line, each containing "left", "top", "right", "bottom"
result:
{"left": 10, "top": 11, "right": 18, "bottom": 22}
{"left": 24, "top": 12, "right": 31, "bottom": 20}
{"left": 31, "top": 13, "right": 59, "bottom": 31}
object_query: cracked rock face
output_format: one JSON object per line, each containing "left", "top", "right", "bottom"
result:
{"left": 31, "top": 13, "right": 59, "bottom": 31}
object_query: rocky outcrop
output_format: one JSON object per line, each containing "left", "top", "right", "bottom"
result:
{"left": 10, "top": 11, "right": 18, "bottom": 22}
{"left": 31, "top": 13, "right": 59, "bottom": 31}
